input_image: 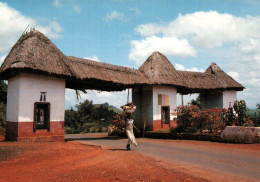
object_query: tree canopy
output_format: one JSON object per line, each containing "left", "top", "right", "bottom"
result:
{"left": 65, "top": 99, "right": 117, "bottom": 132}
{"left": 0, "top": 81, "right": 7, "bottom": 104}
{"left": 0, "top": 81, "right": 7, "bottom": 135}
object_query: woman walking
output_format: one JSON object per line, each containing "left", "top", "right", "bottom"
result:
{"left": 125, "top": 113, "right": 137, "bottom": 151}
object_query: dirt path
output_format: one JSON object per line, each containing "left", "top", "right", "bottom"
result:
{"left": 0, "top": 141, "right": 206, "bottom": 182}
{"left": 66, "top": 133, "right": 260, "bottom": 182}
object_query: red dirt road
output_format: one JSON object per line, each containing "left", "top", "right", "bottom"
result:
{"left": 0, "top": 141, "right": 206, "bottom": 182}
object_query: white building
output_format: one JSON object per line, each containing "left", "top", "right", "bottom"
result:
{"left": 132, "top": 52, "right": 244, "bottom": 131}
{"left": 0, "top": 30, "right": 244, "bottom": 141}
{"left": 6, "top": 73, "right": 65, "bottom": 141}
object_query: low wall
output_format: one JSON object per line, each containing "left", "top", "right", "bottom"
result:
{"left": 145, "top": 132, "right": 222, "bottom": 142}
{"left": 146, "top": 126, "right": 260, "bottom": 144}
{"left": 221, "top": 126, "right": 260, "bottom": 144}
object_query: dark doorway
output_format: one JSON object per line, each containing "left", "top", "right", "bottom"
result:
{"left": 34, "top": 102, "right": 50, "bottom": 132}
{"left": 161, "top": 106, "right": 170, "bottom": 127}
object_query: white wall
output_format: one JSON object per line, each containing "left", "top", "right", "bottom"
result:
{"left": 223, "top": 90, "right": 237, "bottom": 109}
{"left": 6, "top": 75, "right": 21, "bottom": 122}
{"left": 153, "top": 86, "right": 177, "bottom": 120}
{"left": 6, "top": 73, "right": 65, "bottom": 122}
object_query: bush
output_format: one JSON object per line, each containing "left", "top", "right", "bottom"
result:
{"left": 225, "top": 107, "right": 234, "bottom": 126}
{"left": 172, "top": 100, "right": 256, "bottom": 135}
{"left": 113, "top": 113, "right": 126, "bottom": 133}
{"left": 65, "top": 127, "right": 83, "bottom": 134}
{"left": 94, "top": 128, "right": 100, "bottom": 133}
{"left": 250, "top": 117, "right": 260, "bottom": 127}
{"left": 101, "top": 127, "right": 108, "bottom": 132}
{"left": 202, "top": 107, "right": 227, "bottom": 133}
{"left": 81, "top": 128, "right": 90, "bottom": 133}
{"left": 172, "top": 105, "right": 227, "bottom": 134}
{"left": 173, "top": 105, "right": 200, "bottom": 133}
{"left": 89, "top": 127, "right": 94, "bottom": 133}
{"left": 233, "top": 100, "right": 249, "bottom": 126}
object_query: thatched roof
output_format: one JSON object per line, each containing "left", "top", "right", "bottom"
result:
{"left": 138, "top": 52, "right": 180, "bottom": 85}
{"left": 204, "top": 62, "right": 243, "bottom": 90}
{"left": 64, "top": 56, "right": 148, "bottom": 91}
{"left": 176, "top": 68, "right": 244, "bottom": 94}
{"left": 138, "top": 52, "right": 244, "bottom": 93}
{"left": 0, "top": 30, "right": 148, "bottom": 91}
{"left": 0, "top": 30, "right": 70, "bottom": 79}
{"left": 0, "top": 30, "right": 244, "bottom": 93}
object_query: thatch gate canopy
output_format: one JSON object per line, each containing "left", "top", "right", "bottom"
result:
{"left": 0, "top": 30, "right": 244, "bottom": 93}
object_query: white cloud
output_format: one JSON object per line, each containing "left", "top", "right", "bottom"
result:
{"left": 135, "top": 23, "right": 168, "bottom": 37}
{"left": 227, "top": 71, "right": 240, "bottom": 81}
{"left": 219, "top": 66, "right": 260, "bottom": 109}
{"left": 105, "top": 11, "right": 125, "bottom": 22}
{"left": 177, "top": 93, "right": 199, "bottom": 106}
{"left": 65, "top": 89, "right": 79, "bottom": 109}
{"left": 96, "top": 91, "right": 112, "bottom": 97}
{"left": 65, "top": 89, "right": 131, "bottom": 109}
{"left": 187, "top": 67, "right": 204, "bottom": 72}
{"left": 130, "top": 11, "right": 260, "bottom": 65}
{"left": 229, "top": 36, "right": 260, "bottom": 108}
{"left": 175, "top": 64, "right": 185, "bottom": 70}
{"left": 135, "top": 11, "right": 260, "bottom": 49}
{"left": 53, "top": 0, "right": 80, "bottom": 14}
{"left": 175, "top": 63, "right": 204, "bottom": 72}
{"left": 129, "top": 11, "right": 260, "bottom": 107}
{"left": 0, "top": 2, "right": 63, "bottom": 54}
{"left": 38, "top": 21, "right": 63, "bottom": 38}
{"left": 0, "top": 55, "right": 6, "bottom": 66}
{"left": 83, "top": 55, "right": 100, "bottom": 62}
{"left": 129, "top": 36, "right": 196, "bottom": 66}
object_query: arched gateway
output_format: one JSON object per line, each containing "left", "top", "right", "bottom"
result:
{"left": 0, "top": 31, "right": 244, "bottom": 141}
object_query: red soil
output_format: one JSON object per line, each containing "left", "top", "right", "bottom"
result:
{"left": 0, "top": 141, "right": 206, "bottom": 182}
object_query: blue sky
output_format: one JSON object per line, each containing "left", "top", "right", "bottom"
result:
{"left": 0, "top": 0, "right": 260, "bottom": 109}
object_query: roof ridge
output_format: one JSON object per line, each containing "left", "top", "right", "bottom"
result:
{"left": 66, "top": 56, "right": 139, "bottom": 74}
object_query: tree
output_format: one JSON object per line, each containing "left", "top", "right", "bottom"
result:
{"left": 65, "top": 108, "right": 78, "bottom": 128}
{"left": 0, "top": 80, "right": 7, "bottom": 104}
{"left": 0, "top": 103, "right": 6, "bottom": 125}
{"left": 76, "top": 99, "right": 95, "bottom": 128}
{"left": 233, "top": 100, "right": 248, "bottom": 126}
{"left": 257, "top": 102, "right": 260, "bottom": 110}
{"left": 190, "top": 96, "right": 201, "bottom": 108}
{"left": 0, "top": 80, "right": 7, "bottom": 135}
{"left": 94, "top": 106, "right": 117, "bottom": 126}
{"left": 64, "top": 99, "right": 119, "bottom": 133}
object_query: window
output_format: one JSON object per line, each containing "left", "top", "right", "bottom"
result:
{"left": 34, "top": 102, "right": 50, "bottom": 132}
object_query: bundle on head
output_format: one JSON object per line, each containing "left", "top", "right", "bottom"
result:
{"left": 121, "top": 102, "right": 136, "bottom": 113}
